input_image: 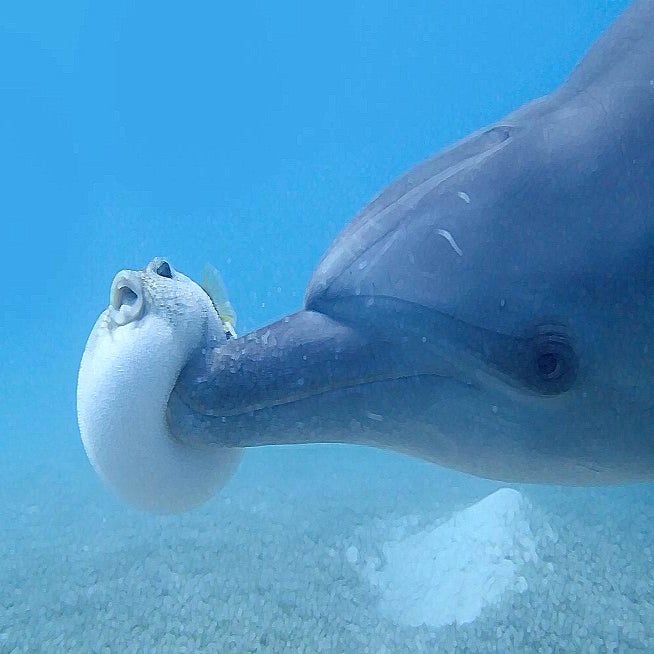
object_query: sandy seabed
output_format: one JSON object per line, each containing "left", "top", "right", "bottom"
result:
{"left": 2, "top": 444, "right": 654, "bottom": 653}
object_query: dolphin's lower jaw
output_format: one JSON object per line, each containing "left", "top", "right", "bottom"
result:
{"left": 168, "top": 373, "right": 649, "bottom": 487}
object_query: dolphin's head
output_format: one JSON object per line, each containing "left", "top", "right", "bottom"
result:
{"left": 168, "top": 213, "right": 654, "bottom": 488}
{"left": 77, "top": 258, "right": 242, "bottom": 513}
{"left": 287, "top": 0, "right": 654, "bottom": 483}
{"left": 168, "top": 1, "right": 654, "bottom": 485}
{"left": 296, "top": 87, "right": 654, "bottom": 483}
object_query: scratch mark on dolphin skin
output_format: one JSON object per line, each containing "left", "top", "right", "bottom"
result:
{"left": 436, "top": 229, "right": 463, "bottom": 256}
{"left": 457, "top": 191, "right": 471, "bottom": 203}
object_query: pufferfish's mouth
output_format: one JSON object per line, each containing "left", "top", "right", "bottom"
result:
{"left": 109, "top": 271, "right": 144, "bottom": 326}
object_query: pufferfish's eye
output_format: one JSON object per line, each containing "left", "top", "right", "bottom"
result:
{"left": 529, "top": 330, "right": 578, "bottom": 395}
{"left": 155, "top": 261, "right": 173, "bottom": 279}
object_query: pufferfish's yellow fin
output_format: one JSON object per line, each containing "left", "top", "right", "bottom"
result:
{"left": 201, "top": 263, "right": 237, "bottom": 339}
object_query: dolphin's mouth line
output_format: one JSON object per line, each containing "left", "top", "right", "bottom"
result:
{"left": 172, "top": 370, "right": 457, "bottom": 420}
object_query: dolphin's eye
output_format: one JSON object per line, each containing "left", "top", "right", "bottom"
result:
{"left": 156, "top": 261, "right": 173, "bottom": 278}
{"left": 530, "top": 331, "right": 577, "bottom": 394}
{"left": 536, "top": 352, "right": 562, "bottom": 380}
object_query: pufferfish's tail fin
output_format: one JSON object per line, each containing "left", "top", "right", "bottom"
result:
{"left": 201, "top": 263, "right": 237, "bottom": 339}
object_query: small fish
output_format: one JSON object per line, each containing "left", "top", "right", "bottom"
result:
{"left": 201, "top": 263, "right": 238, "bottom": 339}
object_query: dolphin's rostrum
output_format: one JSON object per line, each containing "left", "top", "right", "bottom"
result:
{"left": 78, "top": 0, "right": 654, "bottom": 512}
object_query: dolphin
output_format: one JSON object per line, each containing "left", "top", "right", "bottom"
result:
{"left": 78, "top": 0, "right": 654, "bottom": 512}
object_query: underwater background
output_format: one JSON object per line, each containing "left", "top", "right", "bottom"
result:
{"left": 3, "top": 1, "right": 654, "bottom": 651}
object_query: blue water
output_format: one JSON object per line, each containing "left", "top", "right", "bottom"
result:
{"left": 4, "top": 1, "right": 653, "bottom": 652}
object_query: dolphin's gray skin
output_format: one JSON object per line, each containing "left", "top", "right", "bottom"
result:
{"left": 168, "top": 0, "right": 654, "bottom": 485}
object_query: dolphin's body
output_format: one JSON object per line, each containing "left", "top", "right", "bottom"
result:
{"left": 79, "top": 1, "right": 654, "bottom": 512}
